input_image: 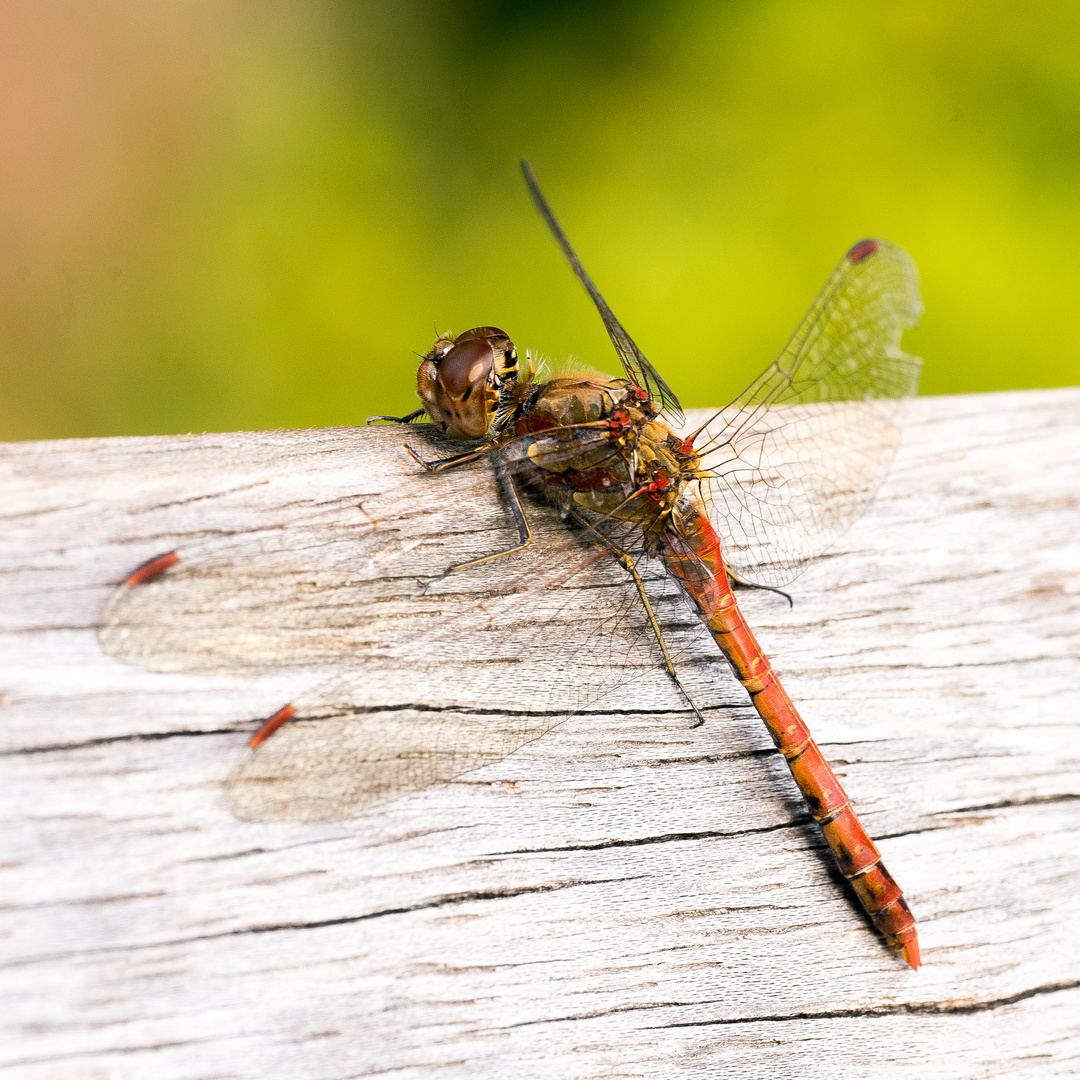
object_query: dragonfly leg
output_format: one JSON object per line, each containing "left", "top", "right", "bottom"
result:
{"left": 366, "top": 408, "right": 426, "bottom": 425}
{"left": 405, "top": 442, "right": 494, "bottom": 472}
{"left": 421, "top": 472, "right": 534, "bottom": 588}
{"left": 568, "top": 512, "right": 706, "bottom": 728}
{"left": 726, "top": 567, "right": 794, "bottom": 608}
{"left": 616, "top": 550, "right": 706, "bottom": 729}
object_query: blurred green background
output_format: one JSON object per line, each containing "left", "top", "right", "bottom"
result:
{"left": 1, "top": 0, "right": 1078, "bottom": 441}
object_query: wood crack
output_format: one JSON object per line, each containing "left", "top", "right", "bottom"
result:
{"left": 489, "top": 819, "right": 810, "bottom": 856}
{"left": 7, "top": 877, "right": 647, "bottom": 967}
{"left": 654, "top": 979, "right": 1080, "bottom": 1028}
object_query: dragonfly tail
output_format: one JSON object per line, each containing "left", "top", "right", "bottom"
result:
{"left": 661, "top": 500, "right": 921, "bottom": 969}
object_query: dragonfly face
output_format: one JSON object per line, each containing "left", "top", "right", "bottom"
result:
{"left": 416, "top": 326, "right": 517, "bottom": 440}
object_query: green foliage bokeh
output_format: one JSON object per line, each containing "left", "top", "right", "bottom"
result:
{"left": 1, "top": 0, "right": 1078, "bottom": 440}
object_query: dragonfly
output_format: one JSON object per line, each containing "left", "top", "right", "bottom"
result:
{"left": 99, "top": 162, "right": 923, "bottom": 968}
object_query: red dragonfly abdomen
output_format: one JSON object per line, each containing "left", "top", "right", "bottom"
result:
{"left": 662, "top": 497, "right": 920, "bottom": 969}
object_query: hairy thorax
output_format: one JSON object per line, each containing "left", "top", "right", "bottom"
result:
{"left": 510, "top": 374, "right": 702, "bottom": 549}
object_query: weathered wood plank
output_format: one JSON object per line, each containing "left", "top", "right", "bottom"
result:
{"left": 2, "top": 388, "right": 1079, "bottom": 1079}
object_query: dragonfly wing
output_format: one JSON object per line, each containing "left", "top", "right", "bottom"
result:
{"left": 99, "top": 507, "right": 413, "bottom": 675}
{"left": 695, "top": 239, "right": 923, "bottom": 588}
{"left": 521, "top": 162, "right": 685, "bottom": 425}
{"left": 226, "top": 680, "right": 569, "bottom": 823}
{"left": 99, "top": 480, "right": 721, "bottom": 821}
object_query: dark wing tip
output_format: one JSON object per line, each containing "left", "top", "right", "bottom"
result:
{"left": 846, "top": 238, "right": 880, "bottom": 264}
{"left": 125, "top": 551, "right": 180, "bottom": 586}
{"left": 249, "top": 703, "right": 298, "bottom": 748}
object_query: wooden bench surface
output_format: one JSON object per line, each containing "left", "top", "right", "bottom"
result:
{"left": 2, "top": 387, "right": 1079, "bottom": 1079}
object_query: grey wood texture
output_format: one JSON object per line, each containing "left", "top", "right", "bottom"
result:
{"left": 2, "top": 387, "right": 1079, "bottom": 1079}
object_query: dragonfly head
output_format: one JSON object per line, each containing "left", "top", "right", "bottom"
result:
{"left": 417, "top": 326, "right": 517, "bottom": 440}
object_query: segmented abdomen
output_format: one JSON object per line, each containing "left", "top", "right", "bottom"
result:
{"left": 661, "top": 497, "right": 920, "bottom": 969}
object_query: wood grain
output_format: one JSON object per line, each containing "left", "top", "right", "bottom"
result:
{"left": 2, "top": 388, "right": 1079, "bottom": 1079}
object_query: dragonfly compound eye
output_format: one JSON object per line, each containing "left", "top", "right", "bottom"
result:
{"left": 454, "top": 326, "right": 509, "bottom": 345}
{"left": 417, "top": 327, "right": 509, "bottom": 440}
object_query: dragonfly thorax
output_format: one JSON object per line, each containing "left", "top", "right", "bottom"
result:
{"left": 513, "top": 374, "right": 701, "bottom": 549}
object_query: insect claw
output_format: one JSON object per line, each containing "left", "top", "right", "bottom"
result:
{"left": 367, "top": 408, "right": 425, "bottom": 425}
{"left": 404, "top": 444, "right": 436, "bottom": 471}
{"left": 416, "top": 572, "right": 447, "bottom": 595}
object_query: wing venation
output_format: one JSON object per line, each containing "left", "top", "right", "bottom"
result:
{"left": 695, "top": 239, "right": 922, "bottom": 587}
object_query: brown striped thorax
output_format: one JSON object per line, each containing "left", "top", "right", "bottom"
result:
{"left": 515, "top": 374, "right": 702, "bottom": 549}
{"left": 419, "top": 327, "right": 704, "bottom": 553}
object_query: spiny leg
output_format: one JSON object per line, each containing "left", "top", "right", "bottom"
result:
{"left": 405, "top": 442, "right": 493, "bottom": 473}
{"left": 366, "top": 408, "right": 426, "bottom": 425}
{"left": 422, "top": 469, "right": 534, "bottom": 588}
{"left": 406, "top": 431, "right": 700, "bottom": 724}
{"left": 569, "top": 511, "right": 706, "bottom": 729}
{"left": 618, "top": 549, "right": 707, "bottom": 729}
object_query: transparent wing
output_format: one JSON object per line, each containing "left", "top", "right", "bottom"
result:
{"left": 98, "top": 476, "right": 731, "bottom": 822}
{"left": 695, "top": 239, "right": 923, "bottom": 588}
{"left": 521, "top": 161, "right": 685, "bottom": 425}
